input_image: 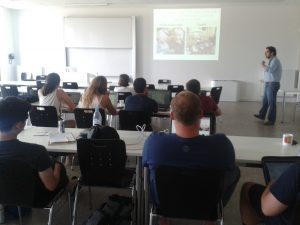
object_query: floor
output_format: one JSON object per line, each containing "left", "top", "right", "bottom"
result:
{"left": 3, "top": 101, "right": 300, "bottom": 225}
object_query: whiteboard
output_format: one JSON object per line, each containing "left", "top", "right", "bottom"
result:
{"left": 64, "top": 17, "right": 133, "bottom": 48}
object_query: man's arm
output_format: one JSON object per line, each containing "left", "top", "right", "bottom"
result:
{"left": 38, "top": 162, "right": 61, "bottom": 191}
{"left": 261, "top": 182, "right": 288, "bottom": 216}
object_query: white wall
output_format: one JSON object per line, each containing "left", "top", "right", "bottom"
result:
{"left": 5, "top": 3, "right": 300, "bottom": 100}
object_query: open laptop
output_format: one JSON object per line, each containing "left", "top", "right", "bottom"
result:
{"left": 148, "top": 89, "right": 172, "bottom": 112}
{"left": 67, "top": 92, "right": 82, "bottom": 105}
{"left": 171, "top": 113, "right": 216, "bottom": 136}
{"left": 262, "top": 156, "right": 300, "bottom": 184}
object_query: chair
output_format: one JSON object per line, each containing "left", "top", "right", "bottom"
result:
{"left": 119, "top": 110, "right": 152, "bottom": 131}
{"left": 26, "top": 86, "right": 39, "bottom": 103}
{"left": 74, "top": 108, "right": 106, "bottom": 128}
{"left": 36, "top": 80, "right": 46, "bottom": 90}
{"left": 167, "top": 85, "right": 184, "bottom": 95}
{"left": 0, "top": 85, "right": 19, "bottom": 97}
{"left": 29, "top": 106, "right": 58, "bottom": 127}
{"left": 72, "top": 138, "right": 136, "bottom": 225}
{"left": 117, "top": 92, "right": 132, "bottom": 102}
{"left": 158, "top": 79, "right": 171, "bottom": 85}
{"left": 62, "top": 82, "right": 78, "bottom": 89}
{"left": 0, "top": 158, "right": 71, "bottom": 225}
{"left": 210, "top": 86, "right": 223, "bottom": 104}
{"left": 146, "top": 84, "right": 155, "bottom": 90}
{"left": 36, "top": 75, "right": 47, "bottom": 81}
{"left": 149, "top": 166, "right": 224, "bottom": 225}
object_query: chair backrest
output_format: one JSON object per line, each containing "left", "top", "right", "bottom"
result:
{"left": 77, "top": 138, "right": 127, "bottom": 186}
{"left": 62, "top": 82, "right": 78, "bottom": 89}
{"left": 74, "top": 108, "right": 105, "bottom": 128}
{"left": 158, "top": 79, "right": 171, "bottom": 85}
{"left": 0, "top": 158, "right": 37, "bottom": 207}
{"left": 29, "top": 105, "right": 58, "bottom": 127}
{"left": 36, "top": 80, "right": 46, "bottom": 90}
{"left": 146, "top": 84, "right": 155, "bottom": 90}
{"left": 167, "top": 85, "right": 184, "bottom": 95}
{"left": 119, "top": 110, "right": 152, "bottom": 131}
{"left": 117, "top": 92, "right": 132, "bottom": 102}
{"left": 0, "top": 85, "right": 19, "bottom": 97}
{"left": 153, "top": 166, "right": 224, "bottom": 220}
{"left": 27, "top": 86, "right": 38, "bottom": 96}
{"left": 262, "top": 156, "right": 300, "bottom": 184}
{"left": 36, "top": 75, "right": 46, "bottom": 81}
{"left": 210, "top": 86, "right": 222, "bottom": 104}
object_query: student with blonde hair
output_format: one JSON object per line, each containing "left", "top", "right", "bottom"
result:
{"left": 78, "top": 76, "right": 117, "bottom": 115}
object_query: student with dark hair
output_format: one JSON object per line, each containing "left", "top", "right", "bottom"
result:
{"left": 38, "top": 73, "right": 76, "bottom": 116}
{"left": 143, "top": 91, "right": 240, "bottom": 207}
{"left": 125, "top": 77, "right": 158, "bottom": 113}
{"left": 114, "top": 74, "right": 134, "bottom": 94}
{"left": 254, "top": 46, "right": 282, "bottom": 125}
{"left": 186, "top": 79, "right": 222, "bottom": 116}
{"left": 78, "top": 76, "right": 117, "bottom": 115}
{"left": 0, "top": 97, "right": 71, "bottom": 207}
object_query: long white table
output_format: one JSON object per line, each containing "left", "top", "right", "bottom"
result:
{"left": 0, "top": 80, "right": 89, "bottom": 89}
{"left": 280, "top": 88, "right": 300, "bottom": 123}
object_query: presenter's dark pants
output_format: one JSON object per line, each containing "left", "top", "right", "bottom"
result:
{"left": 259, "top": 82, "right": 280, "bottom": 123}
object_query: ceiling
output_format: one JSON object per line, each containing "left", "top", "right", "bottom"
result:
{"left": 0, "top": 0, "right": 298, "bottom": 9}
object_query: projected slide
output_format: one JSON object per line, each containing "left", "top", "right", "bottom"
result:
{"left": 153, "top": 8, "right": 221, "bottom": 60}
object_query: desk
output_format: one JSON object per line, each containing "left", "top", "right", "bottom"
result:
{"left": 280, "top": 88, "right": 300, "bottom": 123}
{"left": 0, "top": 80, "right": 88, "bottom": 89}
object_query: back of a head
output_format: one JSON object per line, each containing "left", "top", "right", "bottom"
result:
{"left": 133, "top": 78, "right": 146, "bottom": 94}
{"left": 42, "top": 73, "right": 60, "bottom": 96}
{"left": 0, "top": 97, "right": 31, "bottom": 132}
{"left": 90, "top": 76, "right": 107, "bottom": 95}
{"left": 171, "top": 91, "right": 201, "bottom": 126}
{"left": 266, "top": 46, "right": 277, "bottom": 56}
{"left": 119, "top": 74, "right": 130, "bottom": 87}
{"left": 186, "top": 79, "right": 201, "bottom": 95}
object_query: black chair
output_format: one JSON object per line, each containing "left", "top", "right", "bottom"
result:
{"left": 62, "top": 82, "right": 78, "bottom": 89}
{"left": 146, "top": 84, "right": 155, "bottom": 90}
{"left": 167, "top": 85, "right": 184, "bottom": 95}
{"left": 210, "top": 86, "right": 223, "bottom": 104}
{"left": 29, "top": 106, "right": 58, "bottom": 127}
{"left": 0, "top": 85, "right": 19, "bottom": 97}
{"left": 74, "top": 108, "right": 106, "bottom": 128}
{"left": 36, "top": 75, "right": 47, "bottom": 81}
{"left": 149, "top": 166, "right": 224, "bottom": 224}
{"left": 36, "top": 80, "right": 46, "bottom": 90}
{"left": 119, "top": 110, "right": 152, "bottom": 131}
{"left": 72, "top": 138, "right": 136, "bottom": 225}
{"left": 26, "top": 86, "right": 39, "bottom": 103}
{"left": 0, "top": 158, "right": 71, "bottom": 225}
{"left": 158, "top": 79, "right": 171, "bottom": 85}
{"left": 117, "top": 92, "right": 132, "bottom": 102}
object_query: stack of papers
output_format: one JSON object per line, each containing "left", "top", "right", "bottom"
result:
{"left": 48, "top": 132, "right": 75, "bottom": 145}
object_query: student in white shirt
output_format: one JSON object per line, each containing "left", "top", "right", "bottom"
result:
{"left": 114, "top": 74, "right": 134, "bottom": 94}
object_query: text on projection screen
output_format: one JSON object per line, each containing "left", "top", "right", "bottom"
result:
{"left": 153, "top": 8, "right": 221, "bottom": 61}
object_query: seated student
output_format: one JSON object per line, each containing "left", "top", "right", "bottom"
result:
{"left": 240, "top": 163, "right": 300, "bottom": 225}
{"left": 125, "top": 78, "right": 158, "bottom": 113}
{"left": 186, "top": 79, "right": 222, "bottom": 116}
{"left": 113, "top": 74, "right": 134, "bottom": 94}
{"left": 0, "top": 97, "right": 71, "bottom": 207}
{"left": 38, "top": 73, "right": 76, "bottom": 116}
{"left": 143, "top": 91, "right": 240, "bottom": 207}
{"left": 78, "top": 76, "right": 117, "bottom": 115}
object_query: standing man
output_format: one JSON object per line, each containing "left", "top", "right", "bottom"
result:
{"left": 254, "top": 46, "right": 282, "bottom": 125}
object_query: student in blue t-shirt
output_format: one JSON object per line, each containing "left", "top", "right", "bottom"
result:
{"left": 240, "top": 163, "right": 300, "bottom": 225}
{"left": 142, "top": 91, "right": 240, "bottom": 207}
{"left": 125, "top": 77, "right": 158, "bottom": 113}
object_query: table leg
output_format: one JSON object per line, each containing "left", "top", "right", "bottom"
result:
{"left": 281, "top": 91, "right": 286, "bottom": 123}
{"left": 136, "top": 157, "right": 143, "bottom": 225}
{"left": 144, "top": 168, "right": 149, "bottom": 225}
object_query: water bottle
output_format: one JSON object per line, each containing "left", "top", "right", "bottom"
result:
{"left": 93, "top": 106, "right": 102, "bottom": 126}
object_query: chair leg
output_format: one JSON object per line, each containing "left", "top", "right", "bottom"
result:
{"left": 48, "top": 205, "right": 54, "bottom": 225}
{"left": 88, "top": 186, "right": 93, "bottom": 210}
{"left": 72, "top": 183, "right": 80, "bottom": 225}
{"left": 17, "top": 206, "right": 23, "bottom": 225}
{"left": 71, "top": 155, "right": 75, "bottom": 171}
{"left": 68, "top": 192, "right": 72, "bottom": 225}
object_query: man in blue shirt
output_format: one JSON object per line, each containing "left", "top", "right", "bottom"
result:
{"left": 240, "top": 163, "right": 300, "bottom": 225}
{"left": 125, "top": 77, "right": 158, "bottom": 113}
{"left": 254, "top": 46, "right": 282, "bottom": 125}
{"left": 143, "top": 91, "right": 240, "bottom": 207}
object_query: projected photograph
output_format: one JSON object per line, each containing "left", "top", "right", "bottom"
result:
{"left": 153, "top": 8, "right": 221, "bottom": 60}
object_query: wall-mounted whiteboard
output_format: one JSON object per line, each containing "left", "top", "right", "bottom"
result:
{"left": 64, "top": 17, "right": 136, "bottom": 78}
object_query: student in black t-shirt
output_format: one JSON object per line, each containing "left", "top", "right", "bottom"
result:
{"left": 240, "top": 163, "right": 300, "bottom": 225}
{"left": 125, "top": 77, "right": 158, "bottom": 113}
{"left": 0, "top": 97, "right": 70, "bottom": 207}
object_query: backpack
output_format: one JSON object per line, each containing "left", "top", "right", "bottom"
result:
{"left": 82, "top": 194, "right": 133, "bottom": 225}
{"left": 79, "top": 125, "right": 119, "bottom": 140}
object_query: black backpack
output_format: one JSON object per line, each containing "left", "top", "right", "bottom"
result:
{"left": 79, "top": 125, "right": 119, "bottom": 140}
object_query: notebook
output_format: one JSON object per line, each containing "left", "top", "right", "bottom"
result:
{"left": 148, "top": 89, "right": 172, "bottom": 112}
{"left": 262, "top": 156, "right": 300, "bottom": 184}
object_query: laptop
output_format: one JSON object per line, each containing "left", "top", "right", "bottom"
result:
{"left": 262, "top": 156, "right": 300, "bottom": 184}
{"left": 67, "top": 92, "right": 82, "bottom": 105}
{"left": 171, "top": 113, "right": 216, "bottom": 136}
{"left": 148, "top": 89, "right": 172, "bottom": 112}
{"left": 109, "top": 92, "right": 118, "bottom": 108}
